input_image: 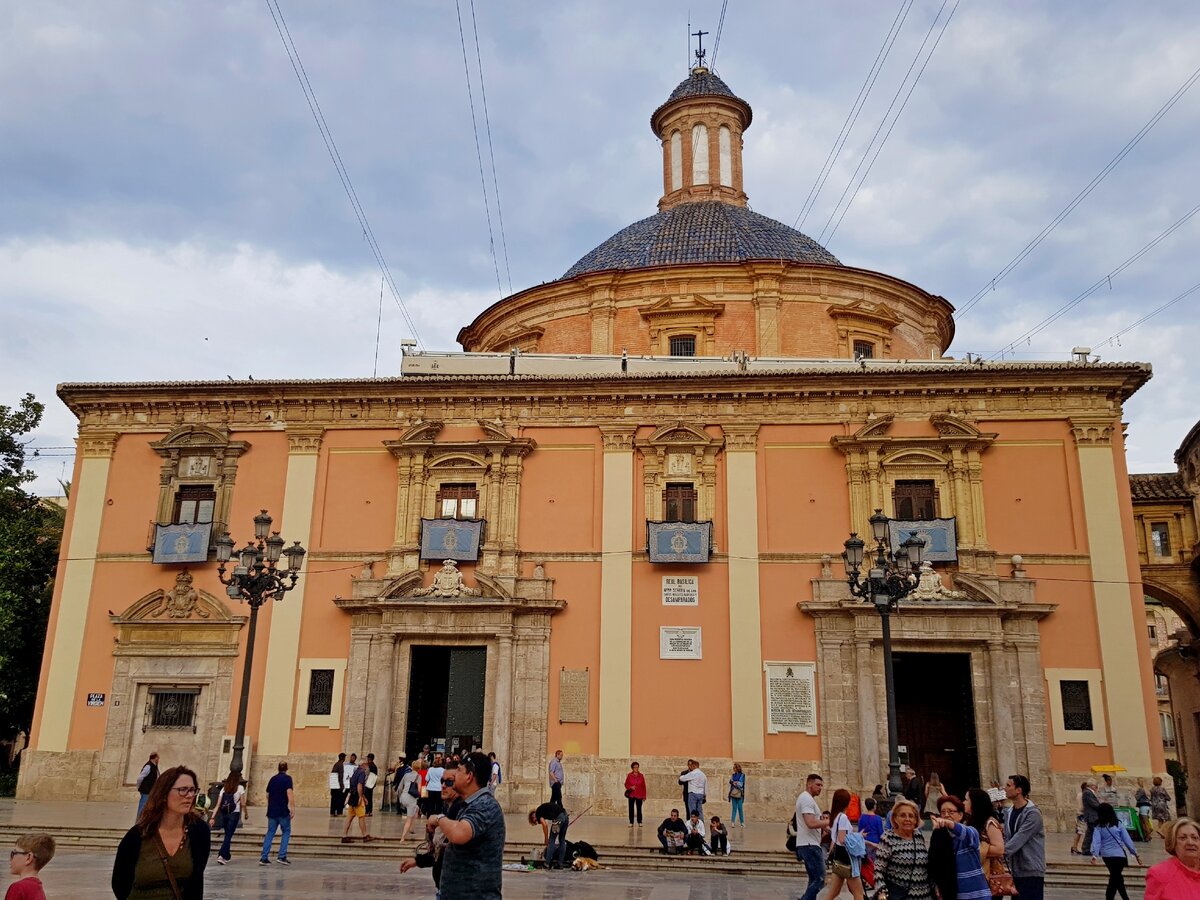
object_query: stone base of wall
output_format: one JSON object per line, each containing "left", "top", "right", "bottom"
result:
{"left": 1046, "top": 770, "right": 1170, "bottom": 833}
{"left": 16, "top": 749, "right": 100, "bottom": 800}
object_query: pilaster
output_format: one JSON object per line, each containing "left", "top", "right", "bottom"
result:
{"left": 598, "top": 425, "right": 636, "bottom": 758}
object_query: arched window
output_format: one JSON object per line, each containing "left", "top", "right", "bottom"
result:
{"left": 670, "top": 131, "right": 682, "bottom": 191}
{"left": 691, "top": 123, "right": 709, "bottom": 185}
{"left": 719, "top": 126, "right": 732, "bottom": 186}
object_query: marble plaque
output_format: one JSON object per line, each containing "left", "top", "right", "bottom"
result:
{"left": 764, "top": 662, "right": 817, "bottom": 734}
{"left": 558, "top": 668, "right": 589, "bottom": 723}
{"left": 660, "top": 626, "right": 702, "bottom": 659}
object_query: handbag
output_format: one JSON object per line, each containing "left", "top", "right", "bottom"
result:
{"left": 624, "top": 788, "right": 634, "bottom": 798}
{"left": 984, "top": 855, "right": 1018, "bottom": 897}
{"left": 366, "top": 771, "right": 378, "bottom": 789}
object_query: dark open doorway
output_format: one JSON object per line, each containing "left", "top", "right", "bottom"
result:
{"left": 405, "top": 646, "right": 487, "bottom": 758}
{"left": 893, "top": 651, "right": 980, "bottom": 798}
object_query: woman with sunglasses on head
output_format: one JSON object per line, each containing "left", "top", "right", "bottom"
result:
{"left": 112, "top": 765, "right": 211, "bottom": 899}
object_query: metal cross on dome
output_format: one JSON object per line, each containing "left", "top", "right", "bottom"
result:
{"left": 692, "top": 29, "right": 708, "bottom": 67}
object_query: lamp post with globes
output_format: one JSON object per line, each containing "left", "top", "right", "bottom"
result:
{"left": 215, "top": 509, "right": 306, "bottom": 781}
{"left": 842, "top": 509, "right": 925, "bottom": 799}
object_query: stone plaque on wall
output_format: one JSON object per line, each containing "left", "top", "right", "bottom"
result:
{"left": 764, "top": 662, "right": 817, "bottom": 734}
{"left": 558, "top": 668, "right": 589, "bottom": 723}
{"left": 660, "top": 626, "right": 702, "bottom": 659}
{"left": 662, "top": 575, "right": 699, "bottom": 605}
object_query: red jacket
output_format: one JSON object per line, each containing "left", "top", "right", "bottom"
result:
{"left": 625, "top": 771, "right": 647, "bottom": 800}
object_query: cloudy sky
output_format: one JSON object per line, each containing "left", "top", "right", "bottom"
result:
{"left": 3, "top": 0, "right": 1198, "bottom": 493}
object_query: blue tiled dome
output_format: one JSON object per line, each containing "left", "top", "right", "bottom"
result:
{"left": 562, "top": 201, "right": 841, "bottom": 279}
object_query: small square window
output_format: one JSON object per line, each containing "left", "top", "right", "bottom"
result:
{"left": 173, "top": 485, "right": 215, "bottom": 525}
{"left": 436, "top": 483, "right": 479, "bottom": 520}
{"left": 306, "top": 669, "right": 335, "bottom": 716}
{"left": 1060, "top": 680, "right": 1094, "bottom": 731}
{"left": 894, "top": 480, "right": 937, "bottom": 520}
{"left": 853, "top": 340, "right": 875, "bottom": 359}
{"left": 669, "top": 335, "right": 696, "bottom": 357}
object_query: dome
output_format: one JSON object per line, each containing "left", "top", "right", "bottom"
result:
{"left": 651, "top": 69, "right": 753, "bottom": 130}
{"left": 562, "top": 200, "right": 841, "bottom": 279}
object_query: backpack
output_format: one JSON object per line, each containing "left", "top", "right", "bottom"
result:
{"left": 786, "top": 813, "right": 798, "bottom": 852}
{"left": 220, "top": 789, "right": 237, "bottom": 816}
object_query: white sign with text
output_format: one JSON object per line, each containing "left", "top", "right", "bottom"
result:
{"left": 764, "top": 661, "right": 817, "bottom": 734}
{"left": 661, "top": 575, "right": 699, "bottom": 606}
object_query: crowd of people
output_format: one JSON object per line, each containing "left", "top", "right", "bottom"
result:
{"left": 787, "top": 768, "right": 1200, "bottom": 900}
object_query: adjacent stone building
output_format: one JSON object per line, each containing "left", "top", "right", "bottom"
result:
{"left": 22, "top": 64, "right": 1165, "bottom": 827}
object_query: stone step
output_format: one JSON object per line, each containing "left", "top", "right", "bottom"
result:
{"left": 0, "top": 823, "right": 1144, "bottom": 887}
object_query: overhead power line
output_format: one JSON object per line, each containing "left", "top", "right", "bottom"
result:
{"left": 455, "top": 0, "right": 505, "bottom": 298}
{"left": 264, "top": 0, "right": 425, "bottom": 351}
{"left": 817, "top": 0, "right": 961, "bottom": 246}
{"left": 987, "top": 203, "right": 1200, "bottom": 360}
{"left": 1094, "top": 281, "right": 1200, "bottom": 350}
{"left": 794, "top": 0, "right": 913, "bottom": 232}
{"left": 956, "top": 60, "right": 1200, "bottom": 319}
{"left": 469, "top": 0, "right": 513, "bottom": 294}
{"left": 710, "top": 0, "right": 730, "bottom": 71}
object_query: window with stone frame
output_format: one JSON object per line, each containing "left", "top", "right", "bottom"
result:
{"left": 894, "top": 479, "right": 937, "bottom": 520}
{"left": 172, "top": 484, "right": 216, "bottom": 525}
{"left": 436, "top": 483, "right": 479, "bottom": 519}
{"left": 663, "top": 482, "right": 698, "bottom": 523}
{"left": 669, "top": 334, "right": 697, "bottom": 357}
{"left": 853, "top": 340, "right": 875, "bottom": 360}
{"left": 1059, "top": 680, "right": 1094, "bottom": 732}
{"left": 306, "top": 668, "right": 335, "bottom": 716}
{"left": 1151, "top": 522, "right": 1172, "bottom": 558}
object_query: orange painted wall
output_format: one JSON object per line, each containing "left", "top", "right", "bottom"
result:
{"left": 983, "top": 422, "right": 1084, "bottom": 555}
{"left": 545, "top": 561, "right": 603, "bottom": 755}
{"left": 97, "top": 434, "right": 163, "bottom": 554}
{"left": 313, "top": 433, "right": 397, "bottom": 551}
{"left": 291, "top": 560, "right": 357, "bottom": 754}
{"left": 518, "top": 428, "right": 600, "bottom": 553}
{"left": 630, "top": 562, "right": 732, "bottom": 758}
{"left": 760, "top": 425, "right": 851, "bottom": 552}
{"left": 759, "top": 561, "right": 824, "bottom": 760}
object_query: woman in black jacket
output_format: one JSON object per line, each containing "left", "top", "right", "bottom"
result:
{"left": 112, "top": 764, "right": 210, "bottom": 899}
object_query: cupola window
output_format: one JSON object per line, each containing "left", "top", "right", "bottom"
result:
{"left": 670, "top": 131, "right": 682, "bottom": 191}
{"left": 691, "top": 123, "right": 709, "bottom": 185}
{"left": 719, "top": 126, "right": 732, "bottom": 186}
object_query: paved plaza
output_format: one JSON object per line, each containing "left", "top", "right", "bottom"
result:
{"left": 7, "top": 849, "right": 1123, "bottom": 899}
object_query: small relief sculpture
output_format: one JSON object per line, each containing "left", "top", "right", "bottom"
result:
{"left": 909, "top": 561, "right": 966, "bottom": 602}
{"left": 151, "top": 570, "right": 210, "bottom": 619}
{"left": 412, "top": 559, "right": 480, "bottom": 598}
{"left": 357, "top": 559, "right": 376, "bottom": 580}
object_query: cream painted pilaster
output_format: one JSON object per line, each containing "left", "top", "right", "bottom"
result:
{"left": 598, "top": 426, "right": 635, "bottom": 758}
{"left": 724, "top": 425, "right": 765, "bottom": 760}
{"left": 1071, "top": 416, "right": 1152, "bottom": 773}
{"left": 256, "top": 428, "right": 323, "bottom": 756}
{"left": 36, "top": 431, "right": 117, "bottom": 751}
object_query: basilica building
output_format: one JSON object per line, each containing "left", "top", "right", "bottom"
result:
{"left": 22, "top": 64, "right": 1163, "bottom": 828}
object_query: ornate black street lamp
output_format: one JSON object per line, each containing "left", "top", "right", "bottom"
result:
{"left": 215, "top": 510, "right": 306, "bottom": 781}
{"left": 842, "top": 509, "right": 925, "bottom": 798}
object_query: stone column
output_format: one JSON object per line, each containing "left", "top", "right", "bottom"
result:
{"left": 492, "top": 635, "right": 514, "bottom": 768}
{"left": 857, "top": 640, "right": 881, "bottom": 788}
{"left": 988, "top": 640, "right": 1016, "bottom": 783}
{"left": 370, "top": 634, "right": 396, "bottom": 765}
{"left": 343, "top": 633, "right": 374, "bottom": 754}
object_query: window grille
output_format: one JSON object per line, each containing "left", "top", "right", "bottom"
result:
{"left": 147, "top": 688, "right": 199, "bottom": 731}
{"left": 306, "top": 669, "right": 335, "bottom": 716}
{"left": 173, "top": 484, "right": 216, "bottom": 525}
{"left": 669, "top": 335, "right": 696, "bottom": 357}
{"left": 894, "top": 480, "right": 937, "bottom": 520}
{"left": 664, "top": 483, "right": 698, "bottom": 523}
{"left": 1059, "top": 680, "right": 1093, "bottom": 731}
{"left": 853, "top": 340, "right": 875, "bottom": 359}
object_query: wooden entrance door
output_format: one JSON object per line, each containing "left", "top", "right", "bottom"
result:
{"left": 893, "top": 652, "right": 980, "bottom": 799}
